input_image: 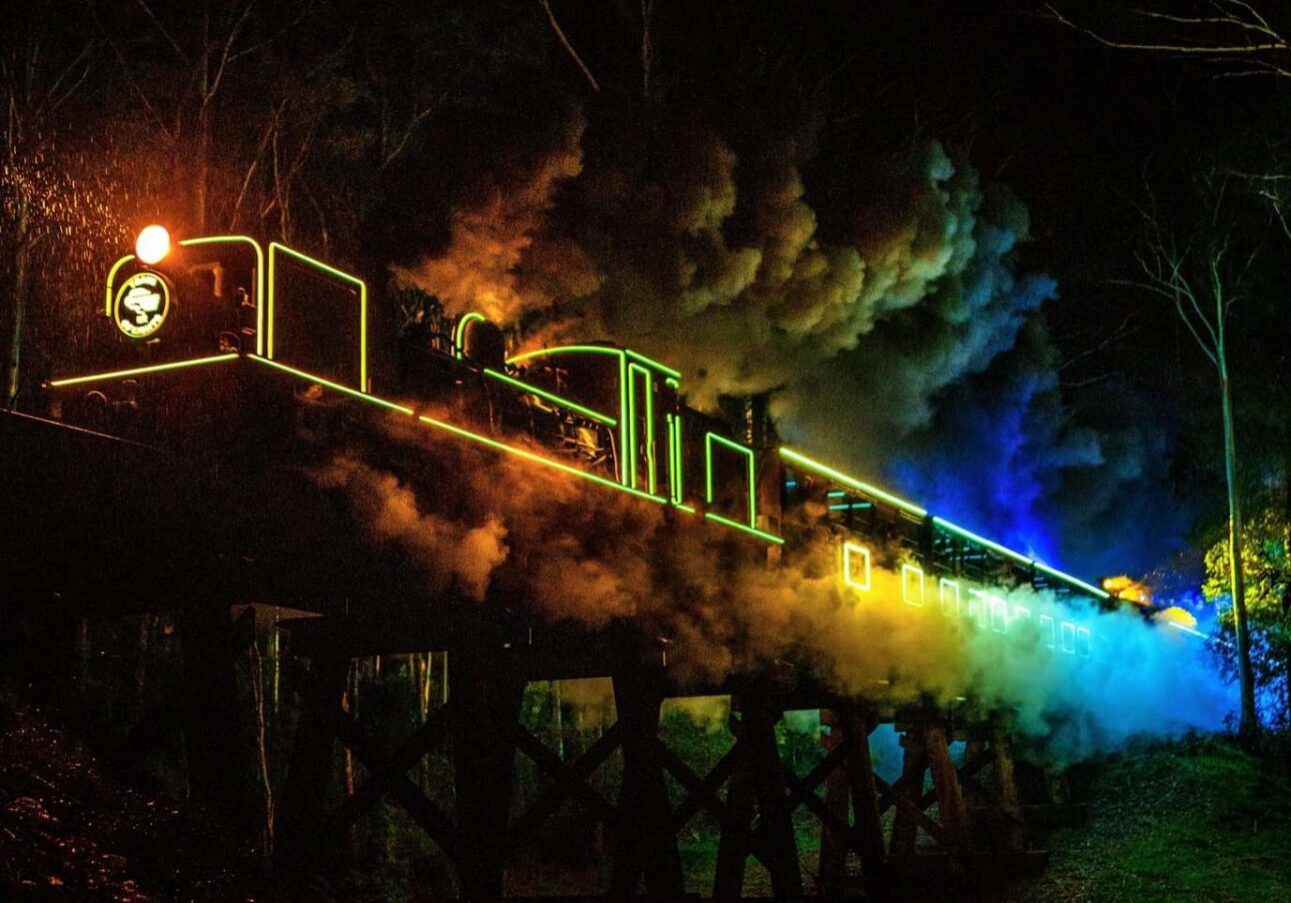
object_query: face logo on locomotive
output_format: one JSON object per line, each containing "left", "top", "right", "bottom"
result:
{"left": 114, "top": 271, "right": 170, "bottom": 339}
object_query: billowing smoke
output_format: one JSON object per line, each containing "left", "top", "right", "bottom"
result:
{"left": 391, "top": 112, "right": 1175, "bottom": 577}
{"left": 309, "top": 415, "right": 1230, "bottom": 763}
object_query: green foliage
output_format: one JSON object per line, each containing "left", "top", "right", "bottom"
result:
{"left": 1202, "top": 507, "right": 1291, "bottom": 727}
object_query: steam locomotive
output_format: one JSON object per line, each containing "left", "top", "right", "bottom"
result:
{"left": 47, "top": 228, "right": 1141, "bottom": 655}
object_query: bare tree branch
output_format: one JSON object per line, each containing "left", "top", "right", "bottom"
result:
{"left": 539, "top": 0, "right": 600, "bottom": 92}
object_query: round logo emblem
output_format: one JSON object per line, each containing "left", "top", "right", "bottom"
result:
{"left": 114, "top": 271, "right": 171, "bottom": 339}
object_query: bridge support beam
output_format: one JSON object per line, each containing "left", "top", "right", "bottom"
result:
{"left": 450, "top": 638, "right": 524, "bottom": 900}
{"left": 611, "top": 666, "right": 684, "bottom": 898}
{"left": 713, "top": 685, "right": 803, "bottom": 901}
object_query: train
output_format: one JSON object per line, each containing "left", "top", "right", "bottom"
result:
{"left": 46, "top": 227, "right": 1157, "bottom": 657}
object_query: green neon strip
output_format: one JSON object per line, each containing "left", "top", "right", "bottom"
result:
{"left": 827, "top": 490, "right": 848, "bottom": 498}
{"left": 252, "top": 356, "right": 414, "bottom": 415}
{"left": 482, "top": 368, "right": 616, "bottom": 425}
{"left": 931, "top": 516, "right": 1033, "bottom": 568}
{"left": 665, "top": 377, "right": 683, "bottom": 505}
{"left": 1033, "top": 561, "right": 1111, "bottom": 599}
{"left": 267, "top": 242, "right": 368, "bottom": 391}
{"left": 703, "top": 512, "right": 785, "bottom": 545}
{"left": 779, "top": 448, "right": 927, "bottom": 517}
{"left": 625, "top": 349, "right": 681, "bottom": 380}
{"left": 48, "top": 353, "right": 240, "bottom": 388}
{"left": 453, "top": 312, "right": 488, "bottom": 360}
{"left": 618, "top": 354, "right": 629, "bottom": 487}
{"left": 416, "top": 413, "right": 668, "bottom": 505}
{"left": 627, "top": 363, "right": 659, "bottom": 495}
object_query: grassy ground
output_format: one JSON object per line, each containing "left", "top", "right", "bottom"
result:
{"left": 1005, "top": 738, "right": 1291, "bottom": 903}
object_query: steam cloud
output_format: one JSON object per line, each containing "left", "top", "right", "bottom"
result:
{"left": 310, "top": 419, "right": 1231, "bottom": 763}
{"left": 392, "top": 115, "right": 1176, "bottom": 576}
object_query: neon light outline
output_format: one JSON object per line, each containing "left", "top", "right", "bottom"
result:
{"left": 932, "top": 517, "right": 1033, "bottom": 568}
{"left": 705, "top": 432, "right": 754, "bottom": 519}
{"left": 1040, "top": 615, "right": 1057, "bottom": 648}
{"left": 939, "top": 577, "right": 961, "bottom": 617}
{"left": 1033, "top": 560, "right": 1111, "bottom": 600}
{"left": 113, "top": 272, "right": 170, "bottom": 339}
{"left": 703, "top": 512, "right": 785, "bottom": 544}
{"left": 453, "top": 312, "right": 488, "bottom": 360}
{"left": 989, "top": 596, "right": 1010, "bottom": 633}
{"left": 482, "top": 368, "right": 617, "bottom": 426}
{"left": 105, "top": 236, "right": 267, "bottom": 354}
{"left": 267, "top": 242, "right": 367, "bottom": 391}
{"left": 251, "top": 357, "right": 413, "bottom": 414}
{"left": 625, "top": 349, "right": 681, "bottom": 380}
{"left": 48, "top": 353, "right": 240, "bottom": 388}
{"left": 626, "top": 362, "right": 660, "bottom": 494}
{"left": 1060, "top": 621, "right": 1077, "bottom": 654}
{"left": 666, "top": 378, "right": 683, "bottom": 505}
{"left": 779, "top": 448, "right": 927, "bottom": 517}
{"left": 1076, "top": 626, "right": 1092, "bottom": 658}
{"left": 1013, "top": 605, "right": 1032, "bottom": 621}
{"left": 843, "top": 542, "right": 871, "bottom": 591}
{"left": 416, "top": 413, "right": 670, "bottom": 505}
{"left": 967, "top": 589, "right": 987, "bottom": 623}
{"left": 901, "top": 564, "right": 925, "bottom": 607}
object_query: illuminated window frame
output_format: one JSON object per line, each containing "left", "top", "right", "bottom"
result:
{"left": 1040, "top": 614, "right": 1057, "bottom": 648}
{"left": 1013, "top": 605, "right": 1032, "bottom": 622}
{"left": 939, "top": 577, "right": 961, "bottom": 617}
{"left": 1060, "top": 621, "right": 1078, "bottom": 654}
{"left": 901, "top": 564, "right": 925, "bottom": 607}
{"left": 104, "top": 235, "right": 267, "bottom": 355}
{"left": 843, "top": 542, "right": 871, "bottom": 591}
{"left": 703, "top": 432, "right": 782, "bottom": 543}
{"left": 267, "top": 242, "right": 367, "bottom": 392}
{"left": 1076, "top": 626, "right": 1093, "bottom": 658}
{"left": 989, "top": 595, "right": 1010, "bottom": 633}
{"left": 626, "top": 362, "right": 658, "bottom": 495}
{"left": 967, "top": 588, "right": 987, "bottom": 624}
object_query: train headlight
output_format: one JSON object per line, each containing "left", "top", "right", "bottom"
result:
{"left": 135, "top": 225, "right": 171, "bottom": 265}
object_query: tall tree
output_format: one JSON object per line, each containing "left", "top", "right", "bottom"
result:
{"left": 1117, "top": 175, "right": 1264, "bottom": 739}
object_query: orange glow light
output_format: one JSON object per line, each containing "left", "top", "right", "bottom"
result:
{"left": 135, "top": 225, "right": 171, "bottom": 265}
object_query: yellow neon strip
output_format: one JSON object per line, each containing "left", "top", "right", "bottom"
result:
{"left": 483, "top": 368, "right": 616, "bottom": 425}
{"left": 104, "top": 254, "right": 135, "bottom": 316}
{"left": 417, "top": 414, "right": 667, "bottom": 505}
{"left": 252, "top": 357, "right": 414, "bottom": 415}
{"left": 779, "top": 447, "right": 927, "bottom": 517}
{"left": 267, "top": 242, "right": 368, "bottom": 391}
{"left": 507, "top": 345, "right": 628, "bottom": 365}
{"left": 48, "top": 353, "right": 240, "bottom": 388}
{"left": 627, "top": 363, "right": 659, "bottom": 494}
{"left": 1033, "top": 561, "right": 1111, "bottom": 599}
{"left": 618, "top": 354, "right": 629, "bottom": 487}
{"left": 704, "top": 512, "right": 785, "bottom": 545}
{"left": 843, "top": 541, "right": 871, "bottom": 590}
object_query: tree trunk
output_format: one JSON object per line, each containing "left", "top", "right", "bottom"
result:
{"left": 5, "top": 196, "right": 31, "bottom": 407}
{"left": 1217, "top": 314, "right": 1257, "bottom": 741}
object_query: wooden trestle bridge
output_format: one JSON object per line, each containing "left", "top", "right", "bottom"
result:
{"left": 1, "top": 388, "right": 1073, "bottom": 901}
